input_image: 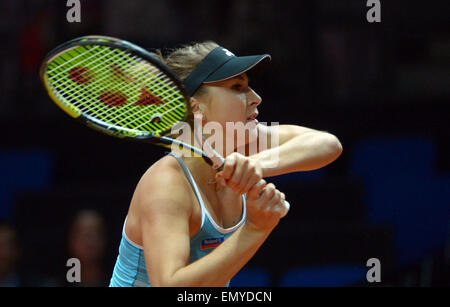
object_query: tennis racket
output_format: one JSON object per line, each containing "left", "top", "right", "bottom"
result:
{"left": 39, "top": 35, "right": 289, "bottom": 217}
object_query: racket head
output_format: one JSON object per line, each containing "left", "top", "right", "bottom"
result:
{"left": 40, "top": 35, "right": 191, "bottom": 140}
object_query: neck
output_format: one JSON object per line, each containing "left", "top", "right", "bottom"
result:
{"left": 183, "top": 122, "right": 238, "bottom": 158}
{"left": 182, "top": 155, "right": 219, "bottom": 186}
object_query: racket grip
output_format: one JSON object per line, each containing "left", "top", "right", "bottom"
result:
{"left": 211, "top": 156, "right": 225, "bottom": 171}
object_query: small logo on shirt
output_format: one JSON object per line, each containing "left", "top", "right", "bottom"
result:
{"left": 201, "top": 237, "right": 224, "bottom": 250}
{"left": 222, "top": 48, "right": 235, "bottom": 57}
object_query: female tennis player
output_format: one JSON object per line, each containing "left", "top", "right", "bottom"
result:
{"left": 109, "top": 41, "right": 342, "bottom": 287}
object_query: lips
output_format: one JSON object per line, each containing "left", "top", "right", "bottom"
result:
{"left": 247, "top": 112, "right": 259, "bottom": 121}
{"left": 246, "top": 112, "right": 259, "bottom": 125}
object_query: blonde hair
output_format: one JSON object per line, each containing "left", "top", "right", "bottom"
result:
{"left": 151, "top": 41, "right": 219, "bottom": 130}
{"left": 152, "top": 41, "right": 219, "bottom": 98}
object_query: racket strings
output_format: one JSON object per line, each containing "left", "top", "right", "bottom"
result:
{"left": 49, "top": 46, "right": 149, "bottom": 118}
{"left": 48, "top": 47, "right": 126, "bottom": 119}
{"left": 98, "top": 57, "right": 185, "bottom": 126}
{"left": 48, "top": 47, "right": 117, "bottom": 94}
{"left": 52, "top": 50, "right": 184, "bottom": 133}
{"left": 48, "top": 46, "right": 133, "bottom": 116}
{"left": 46, "top": 45, "right": 187, "bottom": 134}
{"left": 47, "top": 45, "right": 105, "bottom": 81}
{"left": 95, "top": 57, "right": 187, "bottom": 131}
{"left": 50, "top": 48, "right": 180, "bottom": 129}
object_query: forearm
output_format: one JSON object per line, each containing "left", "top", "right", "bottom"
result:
{"left": 166, "top": 224, "right": 271, "bottom": 287}
{"left": 253, "top": 131, "right": 343, "bottom": 178}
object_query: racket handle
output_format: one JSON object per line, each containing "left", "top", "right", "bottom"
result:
{"left": 193, "top": 123, "right": 225, "bottom": 170}
{"left": 210, "top": 155, "right": 225, "bottom": 171}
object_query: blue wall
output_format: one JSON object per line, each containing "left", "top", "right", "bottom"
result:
{"left": 0, "top": 150, "right": 53, "bottom": 219}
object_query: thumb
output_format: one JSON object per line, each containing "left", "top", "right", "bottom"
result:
{"left": 215, "top": 173, "right": 226, "bottom": 186}
{"left": 221, "top": 155, "right": 237, "bottom": 180}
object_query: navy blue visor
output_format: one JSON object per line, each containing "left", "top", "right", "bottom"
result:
{"left": 183, "top": 46, "right": 271, "bottom": 96}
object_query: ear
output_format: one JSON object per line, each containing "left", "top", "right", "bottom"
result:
{"left": 190, "top": 96, "right": 208, "bottom": 125}
{"left": 190, "top": 96, "right": 201, "bottom": 113}
{"left": 190, "top": 96, "right": 208, "bottom": 115}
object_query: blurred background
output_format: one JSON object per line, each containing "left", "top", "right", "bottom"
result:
{"left": 0, "top": 0, "right": 449, "bottom": 287}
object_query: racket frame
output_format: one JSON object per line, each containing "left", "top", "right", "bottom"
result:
{"left": 39, "top": 35, "right": 215, "bottom": 164}
{"left": 40, "top": 35, "right": 190, "bottom": 139}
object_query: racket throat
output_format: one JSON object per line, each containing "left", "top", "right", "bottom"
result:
{"left": 208, "top": 155, "right": 225, "bottom": 171}
{"left": 158, "top": 136, "right": 217, "bottom": 167}
{"left": 193, "top": 126, "right": 225, "bottom": 171}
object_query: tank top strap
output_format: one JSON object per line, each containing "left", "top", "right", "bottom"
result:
{"left": 167, "top": 152, "right": 206, "bottom": 227}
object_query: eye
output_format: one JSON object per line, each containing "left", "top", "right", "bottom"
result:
{"left": 231, "top": 83, "right": 250, "bottom": 93}
{"left": 231, "top": 83, "right": 242, "bottom": 91}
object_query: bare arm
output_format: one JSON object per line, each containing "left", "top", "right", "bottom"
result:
{"left": 253, "top": 124, "right": 343, "bottom": 178}
{"left": 215, "top": 124, "right": 342, "bottom": 194}
{"left": 163, "top": 223, "right": 272, "bottom": 287}
{"left": 138, "top": 158, "right": 283, "bottom": 287}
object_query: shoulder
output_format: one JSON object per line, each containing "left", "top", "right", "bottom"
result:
{"left": 141, "top": 154, "right": 185, "bottom": 184}
{"left": 134, "top": 155, "right": 194, "bottom": 216}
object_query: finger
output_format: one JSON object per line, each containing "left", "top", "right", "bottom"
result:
{"left": 239, "top": 160, "right": 261, "bottom": 194}
{"left": 242, "top": 173, "right": 262, "bottom": 195}
{"left": 280, "top": 200, "right": 290, "bottom": 218}
{"left": 259, "top": 183, "right": 276, "bottom": 201}
{"left": 247, "top": 179, "right": 267, "bottom": 201}
{"left": 215, "top": 173, "right": 227, "bottom": 187}
{"left": 237, "top": 161, "right": 253, "bottom": 193}
{"left": 265, "top": 189, "right": 282, "bottom": 212}
{"left": 246, "top": 180, "right": 264, "bottom": 201}
{"left": 250, "top": 184, "right": 274, "bottom": 212}
{"left": 220, "top": 154, "right": 237, "bottom": 180}
{"left": 270, "top": 191, "right": 289, "bottom": 218}
{"left": 229, "top": 158, "right": 247, "bottom": 191}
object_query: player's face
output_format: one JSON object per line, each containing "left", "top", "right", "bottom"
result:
{"left": 202, "top": 73, "right": 262, "bottom": 150}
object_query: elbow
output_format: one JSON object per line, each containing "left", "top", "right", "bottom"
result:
{"left": 150, "top": 271, "right": 206, "bottom": 287}
{"left": 323, "top": 133, "right": 343, "bottom": 161}
{"left": 332, "top": 135, "right": 343, "bottom": 158}
{"left": 151, "top": 278, "right": 180, "bottom": 287}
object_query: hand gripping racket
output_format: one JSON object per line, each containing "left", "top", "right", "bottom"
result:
{"left": 39, "top": 35, "right": 289, "bottom": 217}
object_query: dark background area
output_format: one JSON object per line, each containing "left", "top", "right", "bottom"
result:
{"left": 0, "top": 0, "right": 449, "bottom": 286}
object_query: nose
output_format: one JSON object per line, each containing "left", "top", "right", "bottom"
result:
{"left": 247, "top": 87, "right": 262, "bottom": 107}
